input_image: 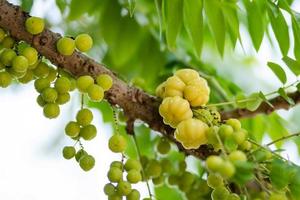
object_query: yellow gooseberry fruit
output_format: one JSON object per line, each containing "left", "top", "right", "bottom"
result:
{"left": 183, "top": 78, "right": 210, "bottom": 107}
{"left": 174, "top": 68, "right": 200, "bottom": 84}
{"left": 159, "top": 96, "right": 193, "bottom": 128}
{"left": 175, "top": 118, "right": 209, "bottom": 149}
{"left": 164, "top": 75, "right": 186, "bottom": 97}
{"left": 155, "top": 81, "right": 166, "bottom": 98}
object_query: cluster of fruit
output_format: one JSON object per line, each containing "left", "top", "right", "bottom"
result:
{"left": 1, "top": 15, "right": 114, "bottom": 173}
{"left": 105, "top": 134, "right": 151, "bottom": 200}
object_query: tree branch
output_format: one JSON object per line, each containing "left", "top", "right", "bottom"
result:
{"left": 0, "top": 0, "right": 299, "bottom": 160}
{"left": 221, "top": 91, "right": 300, "bottom": 120}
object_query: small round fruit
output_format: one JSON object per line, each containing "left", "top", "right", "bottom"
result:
{"left": 124, "top": 159, "right": 142, "bottom": 171}
{"left": 62, "top": 146, "right": 76, "bottom": 159}
{"left": 226, "top": 119, "right": 241, "bottom": 131}
{"left": 116, "top": 181, "right": 132, "bottom": 196}
{"left": 228, "top": 193, "right": 241, "bottom": 200}
{"left": 233, "top": 129, "right": 247, "bottom": 145}
{"left": 107, "top": 167, "right": 123, "bottom": 183}
{"left": 239, "top": 141, "right": 252, "bottom": 151}
{"left": 157, "top": 138, "right": 171, "bottom": 155}
{"left": 0, "top": 71, "right": 12, "bottom": 88}
{"left": 2, "top": 36, "right": 15, "bottom": 48}
{"left": 152, "top": 176, "right": 164, "bottom": 186}
{"left": 161, "top": 159, "right": 173, "bottom": 173}
{"left": 145, "top": 160, "right": 162, "bottom": 178}
{"left": 76, "top": 108, "right": 93, "bottom": 126}
{"left": 207, "top": 174, "right": 223, "bottom": 188}
{"left": 56, "top": 93, "right": 70, "bottom": 105}
{"left": 181, "top": 171, "right": 195, "bottom": 187}
{"left": 36, "top": 95, "right": 46, "bottom": 107}
{"left": 34, "top": 78, "right": 50, "bottom": 93}
{"left": 168, "top": 175, "right": 178, "bottom": 185}
{"left": 269, "top": 193, "right": 287, "bottom": 200}
{"left": 108, "top": 135, "right": 127, "bottom": 153}
{"left": 229, "top": 150, "right": 247, "bottom": 162}
{"left": 75, "top": 149, "right": 87, "bottom": 162}
{"left": 211, "top": 186, "right": 230, "bottom": 200}
{"left": 18, "top": 70, "right": 34, "bottom": 84}
{"left": 80, "top": 124, "right": 97, "bottom": 141}
{"left": 0, "top": 48, "right": 16, "bottom": 66}
{"left": 218, "top": 124, "right": 234, "bottom": 139}
{"left": 175, "top": 118, "right": 208, "bottom": 149}
{"left": 87, "top": 84, "right": 104, "bottom": 101}
{"left": 76, "top": 75, "right": 94, "bottom": 93}
{"left": 56, "top": 37, "right": 75, "bottom": 56}
{"left": 65, "top": 121, "right": 80, "bottom": 138}
{"left": 126, "top": 189, "right": 140, "bottom": 200}
{"left": 33, "top": 62, "right": 50, "bottom": 78}
{"left": 179, "top": 161, "right": 187, "bottom": 172}
{"left": 163, "top": 75, "right": 185, "bottom": 97}
{"left": 25, "top": 16, "right": 44, "bottom": 35}
{"left": 104, "top": 183, "right": 115, "bottom": 196}
{"left": 75, "top": 34, "right": 93, "bottom": 52}
{"left": 126, "top": 169, "right": 142, "bottom": 184}
{"left": 12, "top": 56, "right": 28, "bottom": 73}
{"left": 96, "top": 74, "right": 113, "bottom": 91}
{"left": 21, "top": 47, "right": 38, "bottom": 65}
{"left": 110, "top": 161, "right": 123, "bottom": 169}
{"left": 108, "top": 194, "right": 122, "bottom": 200}
{"left": 206, "top": 156, "right": 224, "bottom": 172}
{"left": 55, "top": 77, "right": 71, "bottom": 94}
{"left": 45, "top": 67, "right": 57, "bottom": 82}
{"left": 219, "top": 161, "right": 235, "bottom": 179}
{"left": 79, "top": 155, "right": 95, "bottom": 171}
{"left": 43, "top": 103, "right": 60, "bottom": 119}
{"left": 42, "top": 87, "right": 58, "bottom": 103}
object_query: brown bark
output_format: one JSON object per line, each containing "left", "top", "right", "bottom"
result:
{"left": 0, "top": 0, "right": 299, "bottom": 159}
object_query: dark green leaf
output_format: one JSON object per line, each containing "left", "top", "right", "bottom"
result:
{"left": 183, "top": 0, "right": 204, "bottom": 58}
{"left": 246, "top": 93, "right": 262, "bottom": 111}
{"left": 292, "top": 16, "right": 300, "bottom": 60}
{"left": 278, "top": 88, "right": 295, "bottom": 105}
{"left": 270, "top": 159, "right": 290, "bottom": 189}
{"left": 243, "top": 0, "right": 265, "bottom": 51}
{"left": 68, "top": 0, "right": 94, "bottom": 20}
{"left": 21, "top": 0, "right": 33, "bottom": 12}
{"left": 162, "top": 0, "right": 183, "bottom": 50}
{"left": 282, "top": 56, "right": 300, "bottom": 75}
{"left": 267, "top": 62, "right": 287, "bottom": 84}
{"left": 222, "top": 2, "right": 240, "bottom": 48}
{"left": 232, "top": 161, "right": 255, "bottom": 185}
{"left": 289, "top": 167, "right": 300, "bottom": 199}
{"left": 204, "top": 0, "right": 226, "bottom": 56}
{"left": 278, "top": 0, "right": 292, "bottom": 13}
{"left": 268, "top": 6, "right": 290, "bottom": 55}
{"left": 127, "top": 0, "right": 136, "bottom": 17}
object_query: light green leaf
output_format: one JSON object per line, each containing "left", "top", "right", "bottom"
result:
{"left": 268, "top": 6, "right": 290, "bottom": 55}
{"left": 127, "top": 0, "right": 136, "bottom": 17}
{"left": 292, "top": 16, "right": 300, "bottom": 60}
{"left": 183, "top": 0, "right": 204, "bottom": 58}
{"left": 278, "top": 0, "right": 292, "bottom": 13}
{"left": 278, "top": 88, "right": 295, "bottom": 105}
{"left": 235, "top": 93, "right": 247, "bottom": 108}
{"left": 21, "top": 0, "right": 33, "bottom": 12}
{"left": 267, "top": 62, "right": 287, "bottom": 84}
{"left": 162, "top": 0, "right": 183, "bottom": 50}
{"left": 289, "top": 167, "right": 300, "bottom": 199}
{"left": 282, "top": 56, "right": 300, "bottom": 76}
{"left": 246, "top": 93, "right": 262, "bottom": 111}
{"left": 68, "top": 0, "right": 94, "bottom": 20}
{"left": 204, "top": 0, "right": 226, "bottom": 56}
{"left": 270, "top": 159, "right": 291, "bottom": 189}
{"left": 259, "top": 91, "right": 274, "bottom": 108}
{"left": 232, "top": 161, "right": 255, "bottom": 185}
{"left": 222, "top": 2, "right": 240, "bottom": 48}
{"left": 267, "top": 113, "right": 289, "bottom": 148}
{"left": 56, "top": 0, "right": 67, "bottom": 13}
{"left": 155, "top": 184, "right": 183, "bottom": 200}
{"left": 243, "top": 0, "right": 265, "bottom": 51}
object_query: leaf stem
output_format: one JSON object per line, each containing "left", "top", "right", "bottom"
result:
{"left": 266, "top": 132, "right": 300, "bottom": 146}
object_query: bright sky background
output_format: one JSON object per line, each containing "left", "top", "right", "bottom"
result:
{"left": 1, "top": 0, "right": 300, "bottom": 200}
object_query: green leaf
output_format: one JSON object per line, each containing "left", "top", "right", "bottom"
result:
{"left": 289, "top": 167, "right": 300, "bottom": 199}
{"left": 155, "top": 184, "right": 183, "bottom": 200}
{"left": 55, "top": 0, "right": 67, "bottom": 13}
{"left": 246, "top": 93, "right": 262, "bottom": 111}
{"left": 258, "top": 91, "right": 274, "bottom": 108}
{"left": 232, "top": 161, "right": 255, "bottom": 185}
{"left": 235, "top": 93, "right": 247, "bottom": 108}
{"left": 162, "top": 0, "right": 183, "bottom": 50}
{"left": 21, "top": 0, "right": 33, "bottom": 12}
{"left": 243, "top": 0, "right": 265, "bottom": 51}
{"left": 278, "top": 87, "right": 295, "bottom": 105}
{"left": 282, "top": 56, "right": 300, "bottom": 76}
{"left": 222, "top": 2, "right": 240, "bottom": 48}
{"left": 278, "top": 0, "right": 292, "bottom": 13}
{"left": 270, "top": 159, "right": 290, "bottom": 189}
{"left": 224, "top": 136, "right": 238, "bottom": 152}
{"left": 268, "top": 6, "right": 290, "bottom": 55}
{"left": 68, "top": 0, "right": 95, "bottom": 20}
{"left": 267, "top": 62, "right": 287, "bottom": 84}
{"left": 267, "top": 113, "right": 289, "bottom": 148}
{"left": 292, "top": 16, "right": 300, "bottom": 60}
{"left": 183, "top": 0, "right": 204, "bottom": 58}
{"left": 204, "top": 0, "right": 226, "bottom": 56}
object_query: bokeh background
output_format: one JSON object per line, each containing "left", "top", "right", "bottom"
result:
{"left": 1, "top": 0, "right": 300, "bottom": 199}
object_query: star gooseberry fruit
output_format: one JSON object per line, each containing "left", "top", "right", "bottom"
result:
{"left": 175, "top": 118, "right": 209, "bottom": 149}
{"left": 159, "top": 96, "right": 193, "bottom": 128}
{"left": 183, "top": 77, "right": 210, "bottom": 107}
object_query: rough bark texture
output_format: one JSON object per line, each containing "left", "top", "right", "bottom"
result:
{"left": 0, "top": 0, "right": 299, "bottom": 159}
